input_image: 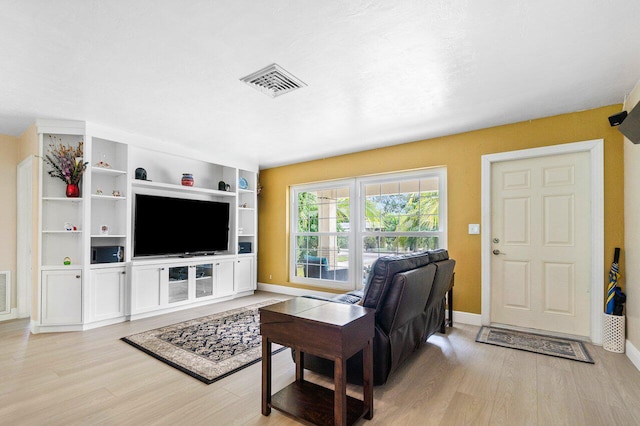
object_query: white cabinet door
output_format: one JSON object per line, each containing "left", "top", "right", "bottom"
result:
{"left": 216, "top": 260, "right": 235, "bottom": 297}
{"left": 41, "top": 270, "right": 82, "bottom": 325}
{"left": 167, "top": 265, "right": 190, "bottom": 305}
{"left": 194, "top": 263, "right": 214, "bottom": 299}
{"left": 131, "top": 265, "right": 164, "bottom": 314}
{"left": 90, "top": 267, "right": 126, "bottom": 321}
{"left": 235, "top": 257, "right": 255, "bottom": 293}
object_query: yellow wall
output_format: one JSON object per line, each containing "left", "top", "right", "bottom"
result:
{"left": 0, "top": 134, "right": 19, "bottom": 309}
{"left": 258, "top": 105, "right": 625, "bottom": 314}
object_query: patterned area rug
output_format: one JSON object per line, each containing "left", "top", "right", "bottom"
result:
{"left": 476, "top": 326, "right": 594, "bottom": 364}
{"left": 121, "top": 300, "right": 287, "bottom": 384}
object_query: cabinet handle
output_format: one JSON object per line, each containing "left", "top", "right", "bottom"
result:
{"left": 121, "top": 271, "right": 126, "bottom": 275}
{"left": 75, "top": 275, "right": 81, "bottom": 279}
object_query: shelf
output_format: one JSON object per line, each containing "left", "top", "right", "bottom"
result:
{"left": 42, "top": 197, "right": 83, "bottom": 202}
{"left": 91, "top": 234, "right": 126, "bottom": 238}
{"left": 92, "top": 167, "right": 127, "bottom": 176}
{"left": 90, "top": 262, "right": 126, "bottom": 269}
{"left": 131, "top": 179, "right": 236, "bottom": 197}
{"left": 91, "top": 194, "right": 127, "bottom": 201}
{"left": 238, "top": 207, "right": 255, "bottom": 211}
{"left": 43, "top": 230, "right": 82, "bottom": 234}
{"left": 271, "top": 380, "right": 366, "bottom": 426}
{"left": 238, "top": 188, "right": 255, "bottom": 194}
{"left": 238, "top": 233, "right": 255, "bottom": 237}
{"left": 41, "top": 265, "right": 82, "bottom": 270}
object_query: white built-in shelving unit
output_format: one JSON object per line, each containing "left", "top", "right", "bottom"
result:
{"left": 34, "top": 120, "right": 258, "bottom": 333}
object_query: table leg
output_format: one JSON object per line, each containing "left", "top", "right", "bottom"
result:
{"left": 363, "top": 339, "right": 374, "bottom": 420}
{"left": 261, "top": 337, "right": 271, "bottom": 416}
{"left": 295, "top": 349, "right": 304, "bottom": 382}
{"left": 334, "top": 356, "right": 347, "bottom": 426}
{"left": 448, "top": 286, "right": 454, "bottom": 327}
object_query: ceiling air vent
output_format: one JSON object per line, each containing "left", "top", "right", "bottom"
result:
{"left": 240, "top": 63, "right": 306, "bottom": 98}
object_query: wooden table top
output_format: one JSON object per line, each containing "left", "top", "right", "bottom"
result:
{"left": 259, "top": 297, "right": 373, "bottom": 328}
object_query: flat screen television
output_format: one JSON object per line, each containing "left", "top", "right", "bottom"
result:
{"left": 133, "top": 194, "right": 230, "bottom": 257}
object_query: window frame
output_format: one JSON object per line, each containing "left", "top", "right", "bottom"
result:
{"left": 289, "top": 168, "right": 447, "bottom": 290}
{"left": 289, "top": 179, "right": 356, "bottom": 290}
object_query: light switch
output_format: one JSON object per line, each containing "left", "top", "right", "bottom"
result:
{"left": 468, "top": 224, "right": 480, "bottom": 234}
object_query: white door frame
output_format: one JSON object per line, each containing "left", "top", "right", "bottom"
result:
{"left": 17, "top": 156, "right": 34, "bottom": 319}
{"left": 481, "top": 139, "right": 604, "bottom": 344}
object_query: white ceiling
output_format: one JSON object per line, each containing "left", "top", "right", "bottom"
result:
{"left": 1, "top": 1, "right": 639, "bottom": 169}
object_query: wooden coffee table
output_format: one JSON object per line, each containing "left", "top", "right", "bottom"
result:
{"left": 260, "top": 297, "right": 375, "bottom": 426}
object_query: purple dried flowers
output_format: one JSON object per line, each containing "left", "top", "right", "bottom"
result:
{"left": 43, "top": 136, "right": 88, "bottom": 185}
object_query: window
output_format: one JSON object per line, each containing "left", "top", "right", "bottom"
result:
{"left": 290, "top": 169, "right": 446, "bottom": 289}
{"left": 291, "top": 180, "right": 354, "bottom": 290}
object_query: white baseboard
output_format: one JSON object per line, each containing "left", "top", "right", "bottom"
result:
{"left": 257, "top": 282, "right": 339, "bottom": 298}
{"left": 626, "top": 339, "right": 640, "bottom": 372}
{"left": 0, "top": 308, "right": 18, "bottom": 322}
{"left": 83, "top": 316, "right": 128, "bottom": 330}
{"left": 30, "top": 320, "right": 84, "bottom": 334}
{"left": 451, "top": 310, "right": 482, "bottom": 326}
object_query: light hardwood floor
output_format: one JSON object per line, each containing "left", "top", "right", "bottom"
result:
{"left": 2, "top": 291, "right": 640, "bottom": 425}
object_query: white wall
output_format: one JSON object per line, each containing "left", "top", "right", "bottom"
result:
{"left": 623, "top": 79, "right": 640, "bottom": 362}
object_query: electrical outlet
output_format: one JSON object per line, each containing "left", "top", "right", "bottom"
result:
{"left": 468, "top": 224, "right": 480, "bottom": 234}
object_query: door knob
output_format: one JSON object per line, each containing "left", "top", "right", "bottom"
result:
{"left": 492, "top": 249, "right": 506, "bottom": 255}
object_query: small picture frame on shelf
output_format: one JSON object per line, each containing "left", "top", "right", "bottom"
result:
{"left": 100, "top": 225, "right": 110, "bottom": 235}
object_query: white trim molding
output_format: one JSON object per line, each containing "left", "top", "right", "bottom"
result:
{"left": 0, "top": 308, "right": 18, "bottom": 322}
{"left": 626, "top": 339, "right": 640, "bottom": 372}
{"left": 257, "top": 282, "right": 340, "bottom": 299}
{"left": 0, "top": 270, "right": 10, "bottom": 316}
{"left": 481, "top": 139, "right": 605, "bottom": 345}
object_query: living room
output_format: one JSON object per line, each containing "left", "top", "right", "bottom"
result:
{"left": 2, "top": 1, "right": 640, "bottom": 424}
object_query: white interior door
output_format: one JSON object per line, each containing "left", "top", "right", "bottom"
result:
{"left": 490, "top": 151, "right": 591, "bottom": 337}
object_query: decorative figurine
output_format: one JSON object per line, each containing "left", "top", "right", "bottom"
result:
{"left": 182, "top": 173, "right": 194, "bottom": 186}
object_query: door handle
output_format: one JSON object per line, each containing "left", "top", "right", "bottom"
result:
{"left": 492, "top": 249, "right": 506, "bottom": 255}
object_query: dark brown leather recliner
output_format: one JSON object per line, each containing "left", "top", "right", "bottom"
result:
{"left": 295, "top": 249, "right": 455, "bottom": 386}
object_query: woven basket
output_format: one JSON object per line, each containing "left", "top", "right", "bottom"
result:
{"left": 603, "top": 313, "right": 625, "bottom": 353}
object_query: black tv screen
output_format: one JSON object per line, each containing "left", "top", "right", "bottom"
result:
{"left": 134, "top": 194, "right": 230, "bottom": 257}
